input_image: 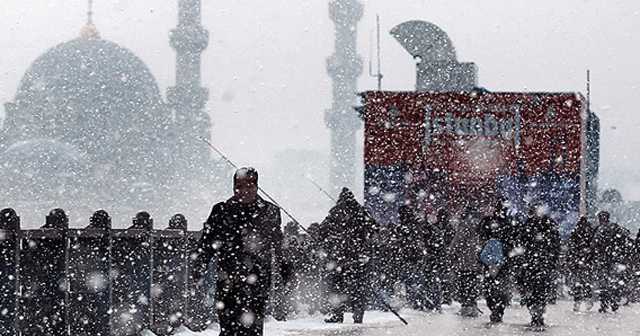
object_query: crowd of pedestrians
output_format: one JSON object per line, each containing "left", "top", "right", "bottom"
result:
{"left": 193, "top": 167, "right": 640, "bottom": 335}
{"left": 274, "top": 195, "right": 640, "bottom": 330}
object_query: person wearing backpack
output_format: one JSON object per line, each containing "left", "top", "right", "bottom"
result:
{"left": 478, "top": 199, "right": 517, "bottom": 324}
{"left": 518, "top": 203, "right": 561, "bottom": 329}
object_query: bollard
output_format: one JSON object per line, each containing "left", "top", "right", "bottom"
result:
{"left": 0, "top": 208, "right": 20, "bottom": 336}
{"left": 150, "top": 214, "right": 188, "bottom": 335}
{"left": 110, "top": 211, "right": 154, "bottom": 336}
{"left": 67, "top": 210, "right": 112, "bottom": 336}
{"left": 18, "top": 208, "right": 69, "bottom": 336}
{"left": 184, "top": 229, "right": 216, "bottom": 331}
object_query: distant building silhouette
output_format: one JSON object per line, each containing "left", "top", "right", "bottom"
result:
{"left": 0, "top": 0, "right": 224, "bottom": 225}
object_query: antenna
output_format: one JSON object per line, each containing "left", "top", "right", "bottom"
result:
{"left": 376, "top": 14, "right": 383, "bottom": 90}
{"left": 368, "top": 28, "right": 374, "bottom": 82}
{"left": 368, "top": 14, "right": 384, "bottom": 90}
{"left": 586, "top": 69, "right": 591, "bottom": 113}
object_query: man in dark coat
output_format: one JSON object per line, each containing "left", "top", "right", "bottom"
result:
{"left": 323, "top": 188, "right": 376, "bottom": 324}
{"left": 421, "top": 214, "right": 447, "bottom": 311}
{"left": 631, "top": 229, "right": 640, "bottom": 303}
{"left": 449, "top": 207, "right": 482, "bottom": 317}
{"left": 518, "top": 204, "right": 561, "bottom": 328}
{"left": 395, "top": 191, "right": 428, "bottom": 310}
{"left": 305, "top": 222, "right": 331, "bottom": 314}
{"left": 592, "top": 211, "right": 631, "bottom": 313}
{"left": 193, "top": 167, "right": 284, "bottom": 336}
{"left": 478, "top": 199, "right": 517, "bottom": 324}
{"left": 276, "top": 222, "right": 310, "bottom": 319}
{"left": 567, "top": 216, "right": 595, "bottom": 311}
{"left": 434, "top": 209, "right": 455, "bottom": 305}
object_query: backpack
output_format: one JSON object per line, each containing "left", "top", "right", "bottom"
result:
{"left": 480, "top": 238, "right": 505, "bottom": 267}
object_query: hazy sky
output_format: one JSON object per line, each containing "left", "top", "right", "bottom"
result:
{"left": 1, "top": 0, "right": 639, "bottom": 224}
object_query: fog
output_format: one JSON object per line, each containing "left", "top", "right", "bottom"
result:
{"left": 1, "top": 0, "right": 639, "bottom": 226}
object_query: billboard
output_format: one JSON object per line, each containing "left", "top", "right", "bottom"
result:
{"left": 362, "top": 91, "right": 596, "bottom": 236}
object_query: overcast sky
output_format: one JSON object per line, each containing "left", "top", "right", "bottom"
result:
{"left": 1, "top": 0, "right": 639, "bottom": 224}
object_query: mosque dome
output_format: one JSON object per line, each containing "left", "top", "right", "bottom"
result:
{"left": 15, "top": 35, "right": 162, "bottom": 107}
{"left": 0, "top": 2, "right": 215, "bottom": 223}
{"left": 3, "top": 33, "right": 173, "bottom": 183}
{"left": 10, "top": 35, "right": 168, "bottom": 146}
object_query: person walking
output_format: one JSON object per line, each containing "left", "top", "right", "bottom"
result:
{"left": 449, "top": 207, "right": 483, "bottom": 317}
{"left": 592, "top": 211, "right": 631, "bottom": 313}
{"left": 479, "top": 199, "right": 517, "bottom": 324}
{"left": 193, "top": 167, "right": 284, "bottom": 336}
{"left": 323, "top": 188, "right": 377, "bottom": 324}
{"left": 518, "top": 204, "right": 561, "bottom": 329}
{"left": 567, "top": 216, "right": 595, "bottom": 311}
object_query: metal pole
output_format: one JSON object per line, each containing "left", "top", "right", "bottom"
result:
{"left": 198, "top": 137, "right": 409, "bottom": 325}
{"left": 197, "top": 137, "right": 310, "bottom": 236}
{"left": 587, "top": 69, "right": 591, "bottom": 113}
{"left": 376, "top": 14, "right": 383, "bottom": 90}
{"left": 305, "top": 176, "right": 337, "bottom": 202}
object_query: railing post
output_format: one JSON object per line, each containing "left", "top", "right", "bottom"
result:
{"left": 67, "top": 210, "right": 112, "bottom": 336}
{"left": 0, "top": 208, "right": 20, "bottom": 336}
{"left": 18, "top": 208, "right": 68, "bottom": 336}
{"left": 151, "top": 214, "right": 188, "bottom": 335}
{"left": 110, "top": 211, "right": 153, "bottom": 336}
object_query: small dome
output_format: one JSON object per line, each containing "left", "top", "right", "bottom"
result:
{"left": 0, "top": 139, "right": 88, "bottom": 197}
{"left": 3, "top": 138, "right": 85, "bottom": 166}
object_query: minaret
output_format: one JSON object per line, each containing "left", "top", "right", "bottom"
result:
{"left": 326, "top": 0, "right": 363, "bottom": 194}
{"left": 167, "top": 0, "right": 210, "bottom": 176}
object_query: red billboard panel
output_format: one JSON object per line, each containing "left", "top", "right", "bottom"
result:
{"left": 364, "top": 91, "right": 584, "bottom": 181}
{"left": 362, "top": 91, "right": 587, "bottom": 231}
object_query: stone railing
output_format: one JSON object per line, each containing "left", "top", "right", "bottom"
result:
{"left": 0, "top": 208, "right": 215, "bottom": 336}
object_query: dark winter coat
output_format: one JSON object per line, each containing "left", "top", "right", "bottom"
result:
{"left": 321, "top": 189, "right": 377, "bottom": 292}
{"left": 420, "top": 221, "right": 447, "bottom": 271}
{"left": 592, "top": 221, "right": 632, "bottom": 274}
{"left": 519, "top": 215, "right": 561, "bottom": 276}
{"left": 449, "top": 215, "right": 482, "bottom": 273}
{"left": 281, "top": 232, "right": 312, "bottom": 284}
{"left": 567, "top": 217, "right": 595, "bottom": 274}
{"left": 396, "top": 204, "right": 427, "bottom": 264}
{"left": 435, "top": 212, "right": 456, "bottom": 247}
{"left": 195, "top": 196, "right": 284, "bottom": 296}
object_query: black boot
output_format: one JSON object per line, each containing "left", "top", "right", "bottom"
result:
{"left": 324, "top": 313, "right": 344, "bottom": 323}
{"left": 612, "top": 301, "right": 619, "bottom": 312}
{"left": 529, "top": 305, "right": 545, "bottom": 328}
{"left": 353, "top": 310, "right": 364, "bottom": 324}
{"left": 529, "top": 317, "right": 546, "bottom": 331}
{"left": 599, "top": 302, "right": 609, "bottom": 313}
{"left": 530, "top": 318, "right": 545, "bottom": 327}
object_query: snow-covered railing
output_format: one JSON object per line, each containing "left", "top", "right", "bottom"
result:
{"left": 0, "top": 208, "right": 214, "bottom": 336}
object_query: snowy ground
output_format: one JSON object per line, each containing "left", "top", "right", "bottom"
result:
{"left": 164, "top": 301, "right": 640, "bottom": 336}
